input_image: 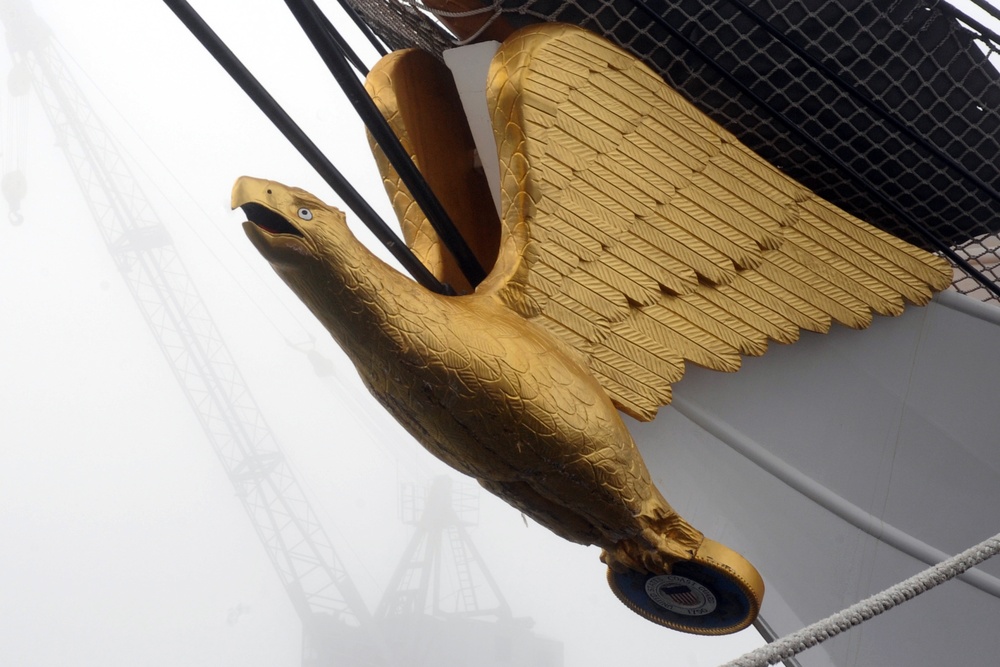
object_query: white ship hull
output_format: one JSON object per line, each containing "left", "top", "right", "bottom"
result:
{"left": 634, "top": 291, "right": 1000, "bottom": 665}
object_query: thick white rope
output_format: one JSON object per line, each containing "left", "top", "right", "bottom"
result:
{"left": 405, "top": 0, "right": 504, "bottom": 45}
{"left": 720, "top": 532, "right": 1000, "bottom": 667}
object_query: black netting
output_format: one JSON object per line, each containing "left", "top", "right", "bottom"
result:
{"left": 345, "top": 0, "right": 1000, "bottom": 302}
{"left": 345, "top": 0, "right": 454, "bottom": 53}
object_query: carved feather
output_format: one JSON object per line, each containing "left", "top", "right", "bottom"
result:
{"left": 367, "top": 24, "right": 953, "bottom": 421}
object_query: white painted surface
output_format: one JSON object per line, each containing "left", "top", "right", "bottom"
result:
{"left": 635, "top": 292, "right": 1000, "bottom": 666}
{"left": 443, "top": 41, "right": 502, "bottom": 216}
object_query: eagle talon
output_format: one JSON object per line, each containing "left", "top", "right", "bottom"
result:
{"left": 601, "top": 532, "right": 690, "bottom": 576}
{"left": 601, "top": 546, "right": 672, "bottom": 575}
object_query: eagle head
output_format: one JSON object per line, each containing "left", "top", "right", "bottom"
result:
{"left": 231, "top": 175, "right": 347, "bottom": 269}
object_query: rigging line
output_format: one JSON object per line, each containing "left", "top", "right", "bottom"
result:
{"left": 939, "top": 0, "right": 1000, "bottom": 47}
{"left": 407, "top": 0, "right": 504, "bottom": 45}
{"left": 719, "top": 0, "right": 1000, "bottom": 210}
{"left": 334, "top": 0, "right": 388, "bottom": 57}
{"left": 969, "top": 0, "right": 1000, "bottom": 25}
{"left": 719, "top": 531, "right": 1000, "bottom": 667}
{"left": 312, "top": 2, "right": 370, "bottom": 76}
{"left": 161, "top": 0, "right": 452, "bottom": 295}
{"left": 632, "top": 1, "right": 1000, "bottom": 300}
{"left": 284, "top": 0, "right": 488, "bottom": 288}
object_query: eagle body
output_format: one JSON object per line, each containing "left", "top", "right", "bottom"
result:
{"left": 363, "top": 295, "right": 699, "bottom": 560}
{"left": 233, "top": 23, "right": 952, "bottom": 632}
{"left": 235, "top": 176, "right": 701, "bottom": 572}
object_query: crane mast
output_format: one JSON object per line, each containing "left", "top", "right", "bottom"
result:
{"left": 0, "top": 1, "right": 379, "bottom": 663}
{"left": 377, "top": 477, "right": 511, "bottom": 621}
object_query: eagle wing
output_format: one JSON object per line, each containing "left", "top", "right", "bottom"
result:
{"left": 364, "top": 48, "right": 501, "bottom": 295}
{"left": 367, "top": 24, "right": 953, "bottom": 422}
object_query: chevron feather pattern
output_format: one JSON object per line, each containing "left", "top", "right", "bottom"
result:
{"left": 368, "top": 24, "right": 952, "bottom": 421}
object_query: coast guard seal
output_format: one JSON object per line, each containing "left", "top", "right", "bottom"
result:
{"left": 607, "top": 548, "right": 761, "bottom": 635}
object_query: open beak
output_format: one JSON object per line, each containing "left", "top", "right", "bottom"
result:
{"left": 232, "top": 176, "right": 312, "bottom": 265}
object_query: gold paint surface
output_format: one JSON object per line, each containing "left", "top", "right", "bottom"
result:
{"left": 235, "top": 24, "right": 952, "bottom": 633}
{"left": 232, "top": 175, "right": 707, "bottom": 595}
{"left": 365, "top": 49, "right": 500, "bottom": 293}
{"left": 479, "top": 24, "right": 950, "bottom": 421}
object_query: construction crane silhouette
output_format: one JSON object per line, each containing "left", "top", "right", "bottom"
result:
{"left": 1, "top": 4, "right": 563, "bottom": 665}
{"left": 0, "top": 1, "right": 381, "bottom": 664}
{"left": 377, "top": 477, "right": 561, "bottom": 667}
{"left": 379, "top": 476, "right": 511, "bottom": 622}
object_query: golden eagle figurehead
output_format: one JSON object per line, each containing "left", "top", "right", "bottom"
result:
{"left": 233, "top": 24, "right": 951, "bottom": 634}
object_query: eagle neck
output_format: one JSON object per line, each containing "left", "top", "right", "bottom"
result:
{"left": 292, "top": 226, "right": 446, "bottom": 366}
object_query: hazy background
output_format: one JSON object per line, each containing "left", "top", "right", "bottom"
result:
{"left": 13, "top": 0, "right": 996, "bottom": 664}
{"left": 0, "top": 1, "right": 767, "bottom": 665}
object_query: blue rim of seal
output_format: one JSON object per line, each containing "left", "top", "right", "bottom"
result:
{"left": 607, "top": 559, "right": 757, "bottom": 635}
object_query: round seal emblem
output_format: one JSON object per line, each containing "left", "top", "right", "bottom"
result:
{"left": 606, "top": 541, "right": 763, "bottom": 636}
{"left": 645, "top": 574, "right": 717, "bottom": 616}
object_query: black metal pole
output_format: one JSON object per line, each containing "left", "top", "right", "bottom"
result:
{"left": 316, "top": 6, "right": 369, "bottom": 77}
{"left": 161, "top": 0, "right": 451, "bottom": 295}
{"left": 632, "top": 1, "right": 1000, "bottom": 300}
{"left": 939, "top": 0, "right": 1000, "bottom": 46}
{"left": 333, "top": 0, "right": 388, "bottom": 58}
{"left": 283, "top": 0, "right": 488, "bottom": 287}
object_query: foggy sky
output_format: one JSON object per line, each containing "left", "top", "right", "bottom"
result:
{"left": 0, "top": 0, "right": 802, "bottom": 664}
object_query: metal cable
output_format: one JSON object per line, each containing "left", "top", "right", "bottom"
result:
{"left": 162, "top": 0, "right": 451, "bottom": 294}
{"left": 286, "top": 0, "right": 489, "bottom": 288}
{"left": 333, "top": 0, "right": 389, "bottom": 56}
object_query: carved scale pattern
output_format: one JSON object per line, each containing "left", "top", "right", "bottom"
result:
{"left": 486, "top": 25, "right": 951, "bottom": 420}
{"left": 367, "top": 24, "right": 951, "bottom": 421}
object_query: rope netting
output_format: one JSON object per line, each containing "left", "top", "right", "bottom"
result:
{"left": 342, "top": 0, "right": 1000, "bottom": 303}
{"left": 341, "top": 0, "right": 454, "bottom": 53}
